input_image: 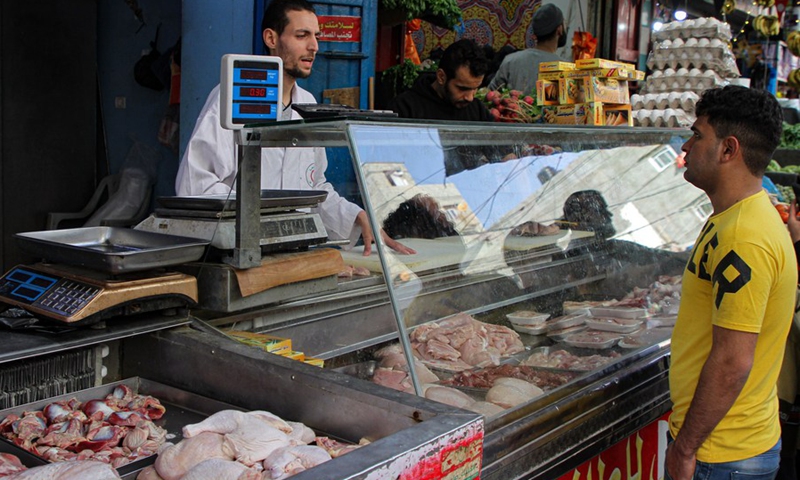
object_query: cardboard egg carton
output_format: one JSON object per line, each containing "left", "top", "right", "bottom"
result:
{"left": 652, "top": 17, "right": 732, "bottom": 42}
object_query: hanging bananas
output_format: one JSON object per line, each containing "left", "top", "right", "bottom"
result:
{"left": 789, "top": 31, "right": 800, "bottom": 57}
{"left": 753, "top": 15, "right": 781, "bottom": 36}
{"left": 756, "top": 0, "right": 776, "bottom": 7}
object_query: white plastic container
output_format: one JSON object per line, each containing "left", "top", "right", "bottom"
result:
{"left": 563, "top": 331, "right": 622, "bottom": 350}
{"left": 589, "top": 306, "right": 648, "bottom": 319}
{"left": 506, "top": 310, "right": 550, "bottom": 326}
{"left": 584, "top": 317, "right": 643, "bottom": 334}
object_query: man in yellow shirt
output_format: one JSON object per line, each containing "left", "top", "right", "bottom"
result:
{"left": 667, "top": 86, "right": 796, "bottom": 480}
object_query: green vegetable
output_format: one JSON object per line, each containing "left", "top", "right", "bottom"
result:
{"left": 780, "top": 122, "right": 800, "bottom": 150}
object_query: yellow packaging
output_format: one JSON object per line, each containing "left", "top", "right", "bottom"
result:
{"left": 585, "top": 103, "right": 633, "bottom": 126}
{"left": 575, "top": 58, "right": 635, "bottom": 71}
{"left": 563, "top": 68, "right": 633, "bottom": 80}
{"left": 558, "top": 76, "right": 586, "bottom": 104}
{"left": 542, "top": 104, "right": 587, "bottom": 125}
{"left": 583, "top": 77, "right": 630, "bottom": 104}
{"left": 227, "top": 330, "right": 292, "bottom": 354}
{"left": 283, "top": 350, "right": 306, "bottom": 361}
{"left": 303, "top": 357, "right": 325, "bottom": 368}
{"left": 539, "top": 61, "right": 576, "bottom": 72}
{"left": 538, "top": 71, "right": 563, "bottom": 81}
{"left": 633, "top": 70, "right": 646, "bottom": 81}
{"left": 536, "top": 79, "right": 560, "bottom": 105}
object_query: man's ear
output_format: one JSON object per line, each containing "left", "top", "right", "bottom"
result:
{"left": 263, "top": 29, "right": 278, "bottom": 51}
{"left": 720, "top": 136, "right": 741, "bottom": 162}
{"left": 436, "top": 69, "right": 447, "bottom": 85}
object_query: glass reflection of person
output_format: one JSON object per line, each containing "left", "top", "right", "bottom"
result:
{"left": 382, "top": 195, "right": 458, "bottom": 240}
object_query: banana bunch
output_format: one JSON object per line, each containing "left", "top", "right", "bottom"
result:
{"left": 753, "top": 15, "right": 780, "bottom": 36}
{"left": 721, "top": 0, "right": 735, "bottom": 15}
{"left": 789, "top": 31, "right": 800, "bottom": 56}
{"left": 756, "top": 0, "right": 776, "bottom": 7}
{"left": 788, "top": 69, "right": 800, "bottom": 90}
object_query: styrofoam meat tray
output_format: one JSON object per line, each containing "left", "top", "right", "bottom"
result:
{"left": 0, "top": 377, "right": 237, "bottom": 477}
{"left": 519, "top": 345, "right": 621, "bottom": 372}
{"left": 562, "top": 331, "right": 623, "bottom": 350}
{"left": 618, "top": 327, "right": 673, "bottom": 349}
{"left": 584, "top": 317, "right": 643, "bottom": 334}
{"left": 506, "top": 310, "right": 550, "bottom": 326}
{"left": 588, "top": 306, "right": 648, "bottom": 319}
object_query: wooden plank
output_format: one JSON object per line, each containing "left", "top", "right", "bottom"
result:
{"left": 233, "top": 249, "right": 344, "bottom": 297}
{"left": 323, "top": 87, "right": 360, "bottom": 108}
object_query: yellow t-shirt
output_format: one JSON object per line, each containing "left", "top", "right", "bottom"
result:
{"left": 669, "top": 190, "right": 797, "bottom": 463}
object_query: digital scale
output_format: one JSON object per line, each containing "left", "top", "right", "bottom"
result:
{"left": 0, "top": 228, "right": 205, "bottom": 324}
{"left": 0, "top": 264, "right": 197, "bottom": 324}
{"left": 220, "top": 54, "right": 283, "bottom": 129}
{"left": 135, "top": 190, "right": 330, "bottom": 254}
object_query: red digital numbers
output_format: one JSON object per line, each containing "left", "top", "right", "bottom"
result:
{"left": 239, "top": 87, "right": 267, "bottom": 98}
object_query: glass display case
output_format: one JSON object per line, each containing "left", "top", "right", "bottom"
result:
{"left": 232, "top": 119, "right": 696, "bottom": 478}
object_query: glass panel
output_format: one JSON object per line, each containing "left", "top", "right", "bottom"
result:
{"left": 345, "top": 121, "right": 693, "bottom": 406}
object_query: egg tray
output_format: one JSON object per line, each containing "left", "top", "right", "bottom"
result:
{"left": 652, "top": 19, "right": 732, "bottom": 42}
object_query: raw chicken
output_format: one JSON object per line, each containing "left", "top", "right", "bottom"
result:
{"left": 421, "top": 385, "right": 476, "bottom": 409}
{"left": 182, "top": 410, "right": 291, "bottom": 438}
{"left": 135, "top": 465, "right": 164, "bottom": 480}
{"left": 222, "top": 417, "right": 292, "bottom": 466}
{"left": 371, "top": 344, "right": 440, "bottom": 393}
{"left": 485, "top": 378, "right": 544, "bottom": 409}
{"left": 180, "top": 459, "right": 261, "bottom": 480}
{"left": 286, "top": 422, "right": 315, "bottom": 445}
{"left": 263, "top": 445, "right": 332, "bottom": 479}
{"left": 0, "top": 453, "right": 26, "bottom": 476}
{"left": 314, "top": 436, "right": 365, "bottom": 458}
{"left": 155, "top": 432, "right": 234, "bottom": 480}
{"left": 465, "top": 401, "right": 505, "bottom": 417}
{"left": 4, "top": 460, "right": 120, "bottom": 479}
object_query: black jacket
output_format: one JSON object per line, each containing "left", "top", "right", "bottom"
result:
{"left": 388, "top": 73, "right": 492, "bottom": 122}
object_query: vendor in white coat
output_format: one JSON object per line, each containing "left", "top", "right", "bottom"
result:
{"left": 175, "top": 0, "right": 413, "bottom": 256}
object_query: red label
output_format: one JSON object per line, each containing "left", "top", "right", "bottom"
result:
{"left": 317, "top": 15, "right": 361, "bottom": 42}
{"left": 558, "top": 413, "right": 670, "bottom": 480}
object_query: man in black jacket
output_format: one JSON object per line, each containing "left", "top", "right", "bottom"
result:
{"left": 389, "top": 39, "right": 492, "bottom": 122}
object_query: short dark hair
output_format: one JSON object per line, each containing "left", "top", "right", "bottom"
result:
{"left": 438, "top": 39, "right": 490, "bottom": 80}
{"left": 261, "top": 0, "right": 316, "bottom": 36}
{"left": 695, "top": 85, "right": 783, "bottom": 176}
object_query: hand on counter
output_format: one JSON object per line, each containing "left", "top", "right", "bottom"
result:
{"left": 356, "top": 211, "right": 417, "bottom": 256}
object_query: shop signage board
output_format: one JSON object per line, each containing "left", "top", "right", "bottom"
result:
{"left": 557, "top": 414, "right": 670, "bottom": 480}
{"left": 318, "top": 15, "right": 361, "bottom": 42}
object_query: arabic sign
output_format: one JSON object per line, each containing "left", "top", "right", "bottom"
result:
{"left": 318, "top": 15, "right": 361, "bottom": 42}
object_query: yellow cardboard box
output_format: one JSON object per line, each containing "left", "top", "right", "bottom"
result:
{"left": 538, "top": 71, "right": 563, "bottom": 81}
{"left": 542, "top": 104, "right": 587, "bottom": 125}
{"left": 539, "top": 61, "right": 576, "bottom": 72}
{"left": 583, "top": 77, "right": 630, "bottom": 104}
{"left": 559, "top": 76, "right": 586, "bottom": 104}
{"left": 303, "top": 357, "right": 325, "bottom": 368}
{"left": 563, "top": 68, "right": 634, "bottom": 80}
{"left": 536, "top": 79, "right": 560, "bottom": 105}
{"left": 633, "top": 70, "right": 646, "bottom": 81}
{"left": 585, "top": 103, "right": 633, "bottom": 126}
{"left": 227, "top": 331, "right": 293, "bottom": 354}
{"left": 576, "top": 58, "right": 635, "bottom": 71}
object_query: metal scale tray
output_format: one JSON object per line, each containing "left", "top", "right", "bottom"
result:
{"left": 156, "top": 189, "right": 328, "bottom": 214}
{"left": 15, "top": 227, "right": 209, "bottom": 274}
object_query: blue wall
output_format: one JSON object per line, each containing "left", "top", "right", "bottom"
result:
{"left": 97, "top": 0, "right": 182, "bottom": 199}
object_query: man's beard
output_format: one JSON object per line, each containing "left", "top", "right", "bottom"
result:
{"left": 286, "top": 65, "right": 312, "bottom": 79}
{"left": 557, "top": 31, "right": 567, "bottom": 48}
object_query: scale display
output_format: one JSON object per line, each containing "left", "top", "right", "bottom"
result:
{"left": 220, "top": 54, "right": 283, "bottom": 129}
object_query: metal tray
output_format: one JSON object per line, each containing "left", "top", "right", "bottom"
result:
{"left": 15, "top": 227, "right": 209, "bottom": 274}
{"left": 0, "top": 377, "right": 238, "bottom": 478}
{"left": 156, "top": 189, "right": 328, "bottom": 212}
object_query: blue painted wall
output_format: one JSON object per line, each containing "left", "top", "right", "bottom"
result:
{"left": 97, "top": 0, "right": 182, "bottom": 199}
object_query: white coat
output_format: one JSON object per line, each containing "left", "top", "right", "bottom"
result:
{"left": 175, "top": 84, "right": 362, "bottom": 242}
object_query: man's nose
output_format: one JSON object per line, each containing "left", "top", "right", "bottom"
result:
{"left": 464, "top": 91, "right": 475, "bottom": 102}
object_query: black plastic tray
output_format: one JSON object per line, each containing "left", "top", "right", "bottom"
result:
{"left": 156, "top": 189, "right": 328, "bottom": 212}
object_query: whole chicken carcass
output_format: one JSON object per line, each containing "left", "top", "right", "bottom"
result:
{"left": 182, "top": 410, "right": 291, "bottom": 438}
{"left": 486, "top": 377, "right": 544, "bottom": 409}
{"left": 180, "top": 459, "right": 261, "bottom": 480}
{"left": 263, "top": 445, "right": 332, "bottom": 479}
{"left": 4, "top": 460, "right": 120, "bottom": 479}
{"left": 222, "top": 418, "right": 292, "bottom": 466}
{"left": 154, "top": 432, "right": 234, "bottom": 480}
